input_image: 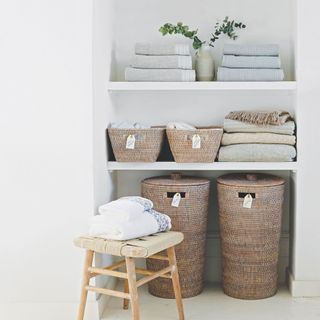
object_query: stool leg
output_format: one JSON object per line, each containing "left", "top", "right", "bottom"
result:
{"left": 167, "top": 246, "right": 185, "bottom": 320}
{"left": 123, "top": 279, "right": 129, "bottom": 310}
{"left": 77, "top": 250, "right": 94, "bottom": 320}
{"left": 125, "top": 257, "right": 140, "bottom": 320}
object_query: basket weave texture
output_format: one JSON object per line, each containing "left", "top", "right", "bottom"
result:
{"left": 166, "top": 126, "right": 223, "bottom": 163}
{"left": 217, "top": 173, "right": 285, "bottom": 300}
{"left": 141, "top": 174, "right": 210, "bottom": 298}
{"left": 108, "top": 127, "right": 164, "bottom": 162}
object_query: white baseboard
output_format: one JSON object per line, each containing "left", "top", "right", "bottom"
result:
{"left": 288, "top": 271, "right": 320, "bottom": 297}
{"left": 0, "top": 301, "right": 99, "bottom": 320}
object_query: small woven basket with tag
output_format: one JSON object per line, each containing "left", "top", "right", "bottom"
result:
{"left": 108, "top": 127, "right": 165, "bottom": 162}
{"left": 166, "top": 126, "right": 223, "bottom": 163}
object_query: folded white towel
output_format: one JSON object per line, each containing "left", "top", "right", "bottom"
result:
{"left": 110, "top": 121, "right": 151, "bottom": 129}
{"left": 131, "top": 55, "right": 192, "bottom": 70}
{"left": 135, "top": 43, "right": 190, "bottom": 56}
{"left": 218, "top": 144, "right": 296, "bottom": 162}
{"left": 125, "top": 68, "right": 196, "bottom": 82}
{"left": 217, "top": 67, "right": 284, "bottom": 81}
{"left": 167, "top": 122, "right": 196, "bottom": 130}
{"left": 224, "top": 119, "right": 295, "bottom": 135}
{"left": 223, "top": 44, "right": 279, "bottom": 56}
{"left": 221, "top": 55, "right": 281, "bottom": 69}
{"left": 89, "top": 211, "right": 160, "bottom": 240}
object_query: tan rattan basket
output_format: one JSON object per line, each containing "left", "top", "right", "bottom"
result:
{"left": 141, "top": 173, "right": 210, "bottom": 298}
{"left": 108, "top": 127, "right": 165, "bottom": 162}
{"left": 166, "top": 126, "right": 223, "bottom": 163}
{"left": 217, "top": 173, "right": 285, "bottom": 300}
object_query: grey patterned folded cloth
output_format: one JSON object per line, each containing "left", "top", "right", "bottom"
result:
{"left": 224, "top": 119, "right": 295, "bottom": 135}
{"left": 223, "top": 44, "right": 279, "bottom": 56}
{"left": 125, "top": 67, "right": 196, "bottom": 82}
{"left": 131, "top": 55, "right": 192, "bottom": 69}
{"left": 217, "top": 67, "right": 284, "bottom": 81}
{"left": 221, "top": 55, "right": 281, "bottom": 69}
{"left": 222, "top": 133, "right": 296, "bottom": 146}
{"left": 218, "top": 144, "right": 296, "bottom": 162}
{"left": 225, "top": 110, "right": 292, "bottom": 126}
{"left": 135, "top": 43, "right": 190, "bottom": 56}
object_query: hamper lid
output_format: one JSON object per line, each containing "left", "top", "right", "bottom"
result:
{"left": 217, "top": 173, "right": 285, "bottom": 187}
{"left": 142, "top": 173, "right": 210, "bottom": 186}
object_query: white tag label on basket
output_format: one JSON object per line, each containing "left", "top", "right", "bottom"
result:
{"left": 192, "top": 134, "right": 201, "bottom": 149}
{"left": 171, "top": 193, "right": 181, "bottom": 207}
{"left": 243, "top": 194, "right": 253, "bottom": 209}
{"left": 126, "top": 135, "right": 135, "bottom": 149}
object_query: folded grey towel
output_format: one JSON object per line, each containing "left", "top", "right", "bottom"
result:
{"left": 221, "top": 55, "right": 281, "bottom": 69}
{"left": 222, "top": 133, "right": 296, "bottom": 146}
{"left": 218, "top": 144, "right": 296, "bottom": 162}
{"left": 217, "top": 67, "right": 284, "bottom": 81}
{"left": 224, "top": 119, "right": 295, "bottom": 135}
{"left": 135, "top": 43, "right": 190, "bottom": 56}
{"left": 223, "top": 44, "right": 279, "bottom": 56}
{"left": 125, "top": 67, "right": 196, "bottom": 82}
{"left": 131, "top": 55, "right": 192, "bottom": 69}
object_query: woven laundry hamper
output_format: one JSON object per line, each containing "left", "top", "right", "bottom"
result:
{"left": 141, "top": 173, "right": 210, "bottom": 298}
{"left": 217, "top": 173, "right": 285, "bottom": 300}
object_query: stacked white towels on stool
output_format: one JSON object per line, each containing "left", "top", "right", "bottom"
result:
{"left": 218, "top": 111, "right": 297, "bottom": 162}
{"left": 217, "top": 44, "right": 284, "bottom": 81}
{"left": 89, "top": 197, "right": 171, "bottom": 240}
{"left": 125, "top": 43, "right": 195, "bottom": 82}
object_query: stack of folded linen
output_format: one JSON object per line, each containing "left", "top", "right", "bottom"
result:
{"left": 218, "top": 110, "right": 296, "bottom": 162}
{"left": 217, "top": 44, "right": 284, "bottom": 81}
{"left": 89, "top": 196, "right": 171, "bottom": 240}
{"left": 125, "top": 43, "right": 195, "bottom": 82}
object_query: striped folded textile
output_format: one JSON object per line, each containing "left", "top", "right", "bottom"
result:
{"left": 221, "top": 55, "right": 281, "bottom": 69}
{"left": 217, "top": 67, "right": 284, "bottom": 81}
{"left": 223, "top": 44, "right": 279, "bottom": 56}
{"left": 131, "top": 55, "right": 192, "bottom": 69}
{"left": 135, "top": 43, "right": 190, "bottom": 56}
{"left": 125, "top": 67, "right": 196, "bottom": 82}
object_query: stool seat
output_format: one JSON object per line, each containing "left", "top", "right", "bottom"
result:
{"left": 74, "top": 231, "right": 184, "bottom": 258}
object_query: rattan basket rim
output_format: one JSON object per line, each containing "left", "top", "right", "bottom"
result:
{"left": 166, "top": 126, "right": 223, "bottom": 131}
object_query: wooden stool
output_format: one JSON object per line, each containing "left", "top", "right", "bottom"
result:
{"left": 74, "top": 231, "right": 185, "bottom": 320}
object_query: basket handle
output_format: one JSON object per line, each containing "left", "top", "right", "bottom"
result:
{"left": 166, "top": 192, "right": 186, "bottom": 198}
{"left": 238, "top": 192, "right": 256, "bottom": 199}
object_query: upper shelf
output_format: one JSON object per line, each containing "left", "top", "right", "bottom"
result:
{"left": 107, "top": 81, "right": 297, "bottom": 92}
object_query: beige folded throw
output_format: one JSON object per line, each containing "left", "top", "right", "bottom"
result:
{"left": 226, "top": 110, "right": 292, "bottom": 125}
{"left": 222, "top": 133, "right": 296, "bottom": 146}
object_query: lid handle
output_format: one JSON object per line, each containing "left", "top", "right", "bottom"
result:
{"left": 171, "top": 172, "right": 182, "bottom": 180}
{"left": 246, "top": 174, "right": 258, "bottom": 181}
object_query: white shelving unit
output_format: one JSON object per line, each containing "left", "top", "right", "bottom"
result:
{"left": 107, "top": 81, "right": 297, "bottom": 92}
{"left": 107, "top": 161, "right": 298, "bottom": 171}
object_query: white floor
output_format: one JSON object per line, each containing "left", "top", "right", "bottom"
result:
{"left": 102, "top": 284, "right": 320, "bottom": 320}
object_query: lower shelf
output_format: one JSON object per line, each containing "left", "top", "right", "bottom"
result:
{"left": 107, "top": 162, "right": 298, "bottom": 171}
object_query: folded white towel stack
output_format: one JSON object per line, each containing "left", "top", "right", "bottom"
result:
{"left": 218, "top": 44, "right": 284, "bottom": 81}
{"left": 125, "top": 43, "right": 195, "bottom": 82}
{"left": 89, "top": 196, "right": 172, "bottom": 240}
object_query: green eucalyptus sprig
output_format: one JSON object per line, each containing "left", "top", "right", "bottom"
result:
{"left": 159, "top": 17, "right": 246, "bottom": 50}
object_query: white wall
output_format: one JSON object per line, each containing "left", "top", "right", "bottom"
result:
{"left": 0, "top": 0, "right": 98, "bottom": 318}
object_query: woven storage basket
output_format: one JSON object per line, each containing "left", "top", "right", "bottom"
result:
{"left": 217, "top": 173, "right": 285, "bottom": 300}
{"left": 108, "top": 127, "right": 165, "bottom": 162}
{"left": 166, "top": 126, "right": 223, "bottom": 163}
{"left": 141, "top": 173, "right": 210, "bottom": 298}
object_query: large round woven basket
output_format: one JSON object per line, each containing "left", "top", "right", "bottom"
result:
{"left": 166, "top": 126, "right": 223, "bottom": 163}
{"left": 141, "top": 174, "right": 210, "bottom": 298}
{"left": 217, "top": 173, "right": 285, "bottom": 300}
{"left": 108, "top": 127, "right": 165, "bottom": 162}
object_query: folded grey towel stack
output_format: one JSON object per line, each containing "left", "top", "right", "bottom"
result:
{"left": 125, "top": 43, "right": 195, "bottom": 82}
{"left": 218, "top": 110, "right": 296, "bottom": 162}
{"left": 217, "top": 44, "right": 284, "bottom": 81}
